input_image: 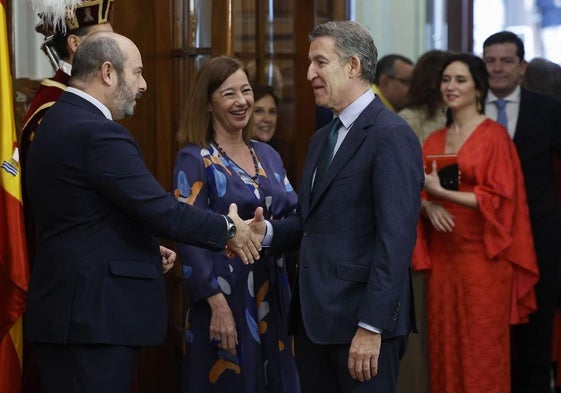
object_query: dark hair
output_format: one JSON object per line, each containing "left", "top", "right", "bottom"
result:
{"left": 309, "top": 21, "right": 378, "bottom": 84}
{"left": 523, "top": 57, "right": 561, "bottom": 99}
{"left": 373, "top": 54, "right": 414, "bottom": 84}
{"left": 483, "top": 31, "right": 525, "bottom": 62}
{"left": 71, "top": 32, "right": 125, "bottom": 82}
{"left": 177, "top": 56, "right": 252, "bottom": 146}
{"left": 252, "top": 84, "right": 279, "bottom": 106}
{"left": 404, "top": 50, "right": 451, "bottom": 117}
{"left": 52, "top": 24, "right": 99, "bottom": 61}
{"left": 441, "top": 53, "right": 489, "bottom": 114}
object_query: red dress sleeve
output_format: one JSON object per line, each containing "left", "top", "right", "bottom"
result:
{"left": 471, "top": 121, "right": 538, "bottom": 324}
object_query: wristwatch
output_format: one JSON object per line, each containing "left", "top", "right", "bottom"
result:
{"left": 225, "top": 215, "right": 237, "bottom": 239}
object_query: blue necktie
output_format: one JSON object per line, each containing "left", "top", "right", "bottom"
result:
{"left": 495, "top": 99, "right": 508, "bottom": 129}
{"left": 313, "top": 116, "right": 342, "bottom": 192}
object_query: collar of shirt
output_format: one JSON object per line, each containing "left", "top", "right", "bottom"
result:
{"left": 485, "top": 85, "right": 521, "bottom": 138}
{"left": 338, "top": 88, "right": 375, "bottom": 130}
{"left": 331, "top": 88, "right": 375, "bottom": 153}
{"left": 486, "top": 85, "right": 521, "bottom": 104}
{"left": 66, "top": 86, "right": 113, "bottom": 120}
{"left": 58, "top": 60, "right": 72, "bottom": 76}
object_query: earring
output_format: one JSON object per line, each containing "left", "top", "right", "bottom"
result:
{"left": 476, "top": 100, "right": 482, "bottom": 113}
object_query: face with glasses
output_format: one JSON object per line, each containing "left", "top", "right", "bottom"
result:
{"left": 377, "top": 59, "right": 413, "bottom": 111}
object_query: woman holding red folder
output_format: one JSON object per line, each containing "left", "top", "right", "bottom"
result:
{"left": 413, "top": 53, "right": 539, "bottom": 393}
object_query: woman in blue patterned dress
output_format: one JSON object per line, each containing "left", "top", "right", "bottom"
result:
{"left": 173, "top": 56, "right": 300, "bottom": 393}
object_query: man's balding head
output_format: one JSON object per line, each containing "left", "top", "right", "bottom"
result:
{"left": 70, "top": 32, "right": 147, "bottom": 120}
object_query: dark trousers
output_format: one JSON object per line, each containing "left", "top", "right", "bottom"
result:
{"left": 34, "top": 342, "right": 139, "bottom": 393}
{"left": 512, "top": 225, "right": 561, "bottom": 393}
{"left": 294, "top": 318, "right": 407, "bottom": 393}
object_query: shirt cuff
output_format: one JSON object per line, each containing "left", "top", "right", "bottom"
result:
{"left": 262, "top": 220, "right": 273, "bottom": 247}
{"left": 358, "top": 321, "right": 382, "bottom": 334}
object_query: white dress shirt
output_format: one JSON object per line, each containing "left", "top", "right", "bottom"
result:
{"left": 485, "top": 86, "right": 521, "bottom": 138}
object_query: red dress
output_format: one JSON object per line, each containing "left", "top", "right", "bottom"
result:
{"left": 413, "top": 119, "right": 539, "bottom": 393}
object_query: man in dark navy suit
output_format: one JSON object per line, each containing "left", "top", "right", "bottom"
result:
{"left": 483, "top": 31, "right": 561, "bottom": 393}
{"left": 24, "top": 31, "right": 263, "bottom": 393}
{"left": 255, "top": 21, "right": 424, "bottom": 393}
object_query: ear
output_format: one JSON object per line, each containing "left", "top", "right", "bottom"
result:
{"left": 519, "top": 59, "right": 528, "bottom": 77}
{"left": 100, "top": 62, "right": 114, "bottom": 86}
{"left": 348, "top": 55, "right": 361, "bottom": 78}
{"left": 67, "top": 34, "right": 81, "bottom": 55}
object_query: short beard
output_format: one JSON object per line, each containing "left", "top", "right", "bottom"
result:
{"left": 115, "top": 78, "right": 137, "bottom": 118}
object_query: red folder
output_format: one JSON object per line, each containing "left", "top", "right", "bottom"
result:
{"left": 425, "top": 154, "right": 460, "bottom": 190}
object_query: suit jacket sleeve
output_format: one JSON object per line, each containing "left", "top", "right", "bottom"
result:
{"left": 360, "top": 121, "right": 423, "bottom": 331}
{"left": 84, "top": 121, "right": 227, "bottom": 250}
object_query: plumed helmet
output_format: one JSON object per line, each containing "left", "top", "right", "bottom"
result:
{"left": 31, "top": 0, "right": 114, "bottom": 36}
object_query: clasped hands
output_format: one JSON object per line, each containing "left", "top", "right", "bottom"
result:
{"left": 224, "top": 203, "right": 266, "bottom": 264}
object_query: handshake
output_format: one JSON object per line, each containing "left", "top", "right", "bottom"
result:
{"left": 224, "top": 203, "right": 268, "bottom": 264}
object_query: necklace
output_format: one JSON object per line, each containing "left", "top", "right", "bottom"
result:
{"left": 211, "top": 139, "right": 259, "bottom": 182}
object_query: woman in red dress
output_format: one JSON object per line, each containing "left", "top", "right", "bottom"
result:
{"left": 413, "top": 53, "right": 539, "bottom": 393}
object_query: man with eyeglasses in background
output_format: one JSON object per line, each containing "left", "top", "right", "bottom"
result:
{"left": 371, "top": 54, "right": 414, "bottom": 112}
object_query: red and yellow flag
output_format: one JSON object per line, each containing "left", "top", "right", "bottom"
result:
{"left": 0, "top": 0, "right": 30, "bottom": 391}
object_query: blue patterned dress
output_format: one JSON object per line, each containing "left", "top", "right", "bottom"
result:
{"left": 173, "top": 140, "right": 300, "bottom": 393}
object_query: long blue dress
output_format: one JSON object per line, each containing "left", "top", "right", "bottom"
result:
{"left": 173, "top": 140, "right": 300, "bottom": 393}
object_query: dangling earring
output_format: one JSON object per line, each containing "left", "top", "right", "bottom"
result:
{"left": 476, "top": 100, "right": 482, "bottom": 113}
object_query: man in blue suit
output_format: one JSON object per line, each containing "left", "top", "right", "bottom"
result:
{"left": 483, "top": 31, "right": 561, "bottom": 393}
{"left": 255, "top": 21, "right": 424, "bottom": 393}
{"left": 24, "top": 31, "right": 263, "bottom": 393}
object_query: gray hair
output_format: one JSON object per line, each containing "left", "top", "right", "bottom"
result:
{"left": 309, "top": 21, "right": 378, "bottom": 84}
{"left": 71, "top": 32, "right": 125, "bottom": 83}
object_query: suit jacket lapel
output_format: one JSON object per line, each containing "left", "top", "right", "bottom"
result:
{"left": 299, "top": 125, "right": 329, "bottom": 217}
{"left": 307, "top": 101, "right": 382, "bottom": 211}
{"left": 513, "top": 87, "right": 532, "bottom": 144}
{"left": 309, "top": 125, "right": 366, "bottom": 206}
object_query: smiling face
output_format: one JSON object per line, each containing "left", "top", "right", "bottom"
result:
{"left": 483, "top": 42, "right": 526, "bottom": 98}
{"left": 307, "top": 36, "right": 354, "bottom": 114}
{"left": 209, "top": 69, "right": 254, "bottom": 135}
{"left": 252, "top": 94, "right": 278, "bottom": 142}
{"left": 440, "top": 61, "right": 479, "bottom": 112}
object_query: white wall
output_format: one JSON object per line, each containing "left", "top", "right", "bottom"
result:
{"left": 13, "top": 0, "right": 52, "bottom": 79}
{"left": 352, "top": 0, "right": 425, "bottom": 61}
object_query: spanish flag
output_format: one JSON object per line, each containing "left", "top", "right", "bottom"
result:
{"left": 0, "top": 0, "right": 30, "bottom": 391}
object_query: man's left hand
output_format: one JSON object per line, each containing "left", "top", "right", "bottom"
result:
{"left": 348, "top": 326, "right": 381, "bottom": 382}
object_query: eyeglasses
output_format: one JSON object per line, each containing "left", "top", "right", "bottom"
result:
{"left": 387, "top": 75, "right": 412, "bottom": 86}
